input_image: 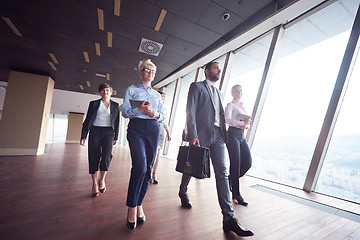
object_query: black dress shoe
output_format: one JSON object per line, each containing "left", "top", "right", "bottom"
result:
{"left": 126, "top": 220, "right": 136, "bottom": 230}
{"left": 233, "top": 195, "right": 248, "bottom": 206}
{"left": 223, "top": 217, "right": 254, "bottom": 237}
{"left": 137, "top": 216, "right": 146, "bottom": 224}
{"left": 178, "top": 192, "right": 192, "bottom": 209}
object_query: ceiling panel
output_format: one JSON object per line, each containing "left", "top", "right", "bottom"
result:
{"left": 161, "top": 36, "right": 205, "bottom": 58}
{"left": 198, "top": 2, "right": 245, "bottom": 35}
{"left": 213, "top": 0, "right": 274, "bottom": 19}
{"left": 157, "top": 0, "right": 210, "bottom": 22}
{"left": 0, "top": 0, "right": 295, "bottom": 100}
{"left": 160, "top": 11, "right": 221, "bottom": 47}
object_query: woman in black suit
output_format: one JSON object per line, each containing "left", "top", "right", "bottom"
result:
{"left": 80, "top": 83, "right": 120, "bottom": 198}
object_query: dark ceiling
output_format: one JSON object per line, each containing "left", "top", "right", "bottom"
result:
{"left": 0, "top": 0, "right": 293, "bottom": 98}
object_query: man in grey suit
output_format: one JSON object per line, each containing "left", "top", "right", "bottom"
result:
{"left": 178, "top": 62, "right": 253, "bottom": 237}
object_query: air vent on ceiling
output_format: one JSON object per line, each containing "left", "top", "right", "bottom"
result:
{"left": 138, "top": 38, "right": 163, "bottom": 56}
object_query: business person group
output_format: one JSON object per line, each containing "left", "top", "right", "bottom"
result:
{"left": 80, "top": 59, "right": 253, "bottom": 237}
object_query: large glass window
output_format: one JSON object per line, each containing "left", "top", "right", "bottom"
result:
{"left": 162, "top": 80, "right": 176, "bottom": 154}
{"left": 249, "top": 1, "right": 358, "bottom": 188}
{"left": 46, "top": 114, "right": 68, "bottom": 143}
{"left": 214, "top": 55, "right": 226, "bottom": 88}
{"left": 166, "top": 70, "right": 196, "bottom": 158}
{"left": 223, "top": 32, "right": 274, "bottom": 116}
{"left": 163, "top": 80, "right": 176, "bottom": 123}
{"left": 315, "top": 46, "right": 360, "bottom": 203}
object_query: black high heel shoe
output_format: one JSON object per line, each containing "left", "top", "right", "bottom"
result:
{"left": 126, "top": 214, "right": 136, "bottom": 230}
{"left": 151, "top": 173, "right": 158, "bottom": 184}
{"left": 137, "top": 216, "right": 146, "bottom": 224}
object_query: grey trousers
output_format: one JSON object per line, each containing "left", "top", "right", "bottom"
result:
{"left": 179, "top": 128, "right": 234, "bottom": 219}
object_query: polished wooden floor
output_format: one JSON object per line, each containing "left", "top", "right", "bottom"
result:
{"left": 0, "top": 143, "right": 359, "bottom": 240}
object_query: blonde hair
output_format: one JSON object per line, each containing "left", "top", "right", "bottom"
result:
{"left": 231, "top": 85, "right": 243, "bottom": 97}
{"left": 138, "top": 59, "right": 157, "bottom": 73}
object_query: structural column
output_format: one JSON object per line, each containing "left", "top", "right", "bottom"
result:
{"left": 66, "top": 112, "right": 84, "bottom": 143}
{"left": 0, "top": 70, "right": 54, "bottom": 155}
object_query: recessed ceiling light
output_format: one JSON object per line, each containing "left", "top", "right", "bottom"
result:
{"left": 48, "top": 53, "right": 59, "bottom": 64}
{"left": 95, "top": 42, "right": 101, "bottom": 56}
{"left": 83, "top": 51, "right": 90, "bottom": 63}
{"left": 86, "top": 81, "right": 91, "bottom": 87}
{"left": 79, "top": 84, "right": 84, "bottom": 90}
{"left": 155, "top": 9, "right": 167, "bottom": 31}
{"left": 2, "top": 16, "right": 22, "bottom": 36}
{"left": 48, "top": 61, "right": 57, "bottom": 71}
{"left": 114, "top": 0, "right": 121, "bottom": 16}
{"left": 82, "top": 69, "right": 87, "bottom": 72}
{"left": 222, "top": 13, "right": 230, "bottom": 20}
{"left": 95, "top": 73, "right": 106, "bottom": 78}
{"left": 97, "top": 8, "right": 104, "bottom": 30}
{"left": 107, "top": 32, "right": 112, "bottom": 47}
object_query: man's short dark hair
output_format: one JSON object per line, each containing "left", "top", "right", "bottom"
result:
{"left": 98, "top": 83, "right": 111, "bottom": 92}
{"left": 205, "top": 61, "right": 219, "bottom": 72}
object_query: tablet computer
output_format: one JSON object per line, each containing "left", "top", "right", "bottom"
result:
{"left": 129, "top": 99, "right": 148, "bottom": 108}
{"left": 237, "top": 113, "right": 251, "bottom": 121}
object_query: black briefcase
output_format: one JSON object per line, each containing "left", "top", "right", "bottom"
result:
{"left": 176, "top": 145, "right": 210, "bottom": 179}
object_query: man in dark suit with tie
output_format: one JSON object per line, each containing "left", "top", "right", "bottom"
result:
{"left": 178, "top": 62, "right": 254, "bottom": 237}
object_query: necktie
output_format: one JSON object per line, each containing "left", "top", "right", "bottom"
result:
{"left": 211, "top": 85, "right": 220, "bottom": 127}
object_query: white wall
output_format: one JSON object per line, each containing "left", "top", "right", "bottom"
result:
{"left": 0, "top": 81, "right": 123, "bottom": 115}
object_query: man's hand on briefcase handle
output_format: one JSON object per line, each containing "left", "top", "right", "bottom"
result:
{"left": 189, "top": 138, "right": 200, "bottom": 147}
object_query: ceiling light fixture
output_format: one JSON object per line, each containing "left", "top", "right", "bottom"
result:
{"left": 95, "top": 43, "right": 101, "bottom": 56}
{"left": 106, "top": 73, "right": 110, "bottom": 80}
{"left": 107, "top": 31, "right": 113, "bottom": 47}
{"left": 79, "top": 84, "right": 84, "bottom": 90}
{"left": 48, "top": 61, "right": 57, "bottom": 71}
{"left": 83, "top": 51, "right": 90, "bottom": 62}
{"left": 2, "top": 16, "right": 22, "bottom": 36}
{"left": 154, "top": 9, "right": 167, "bottom": 31}
{"left": 48, "top": 53, "right": 59, "bottom": 64}
{"left": 95, "top": 73, "right": 106, "bottom": 78}
{"left": 97, "top": 8, "right": 104, "bottom": 30}
{"left": 114, "top": 0, "right": 121, "bottom": 16}
{"left": 86, "top": 81, "right": 91, "bottom": 87}
{"left": 222, "top": 13, "right": 230, "bottom": 20}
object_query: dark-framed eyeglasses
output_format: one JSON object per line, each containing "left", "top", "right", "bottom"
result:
{"left": 142, "top": 68, "right": 156, "bottom": 74}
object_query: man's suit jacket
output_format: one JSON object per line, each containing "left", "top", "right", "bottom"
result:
{"left": 81, "top": 99, "right": 120, "bottom": 140}
{"left": 186, "top": 80, "right": 227, "bottom": 147}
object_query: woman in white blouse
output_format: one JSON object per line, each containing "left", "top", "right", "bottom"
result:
{"left": 80, "top": 83, "right": 120, "bottom": 198}
{"left": 225, "top": 84, "right": 252, "bottom": 206}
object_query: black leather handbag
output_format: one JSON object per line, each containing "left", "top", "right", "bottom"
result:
{"left": 176, "top": 145, "right": 210, "bottom": 179}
